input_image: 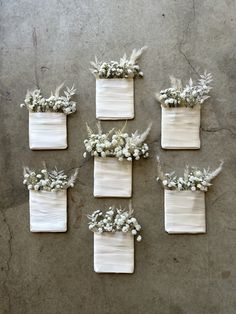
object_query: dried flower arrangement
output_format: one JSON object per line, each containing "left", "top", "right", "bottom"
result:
{"left": 23, "top": 165, "right": 78, "bottom": 191}
{"left": 83, "top": 121, "right": 151, "bottom": 161}
{"left": 90, "top": 47, "right": 147, "bottom": 79}
{"left": 156, "top": 72, "right": 213, "bottom": 108}
{"left": 20, "top": 84, "right": 77, "bottom": 115}
{"left": 88, "top": 206, "right": 142, "bottom": 242}
{"left": 156, "top": 157, "right": 223, "bottom": 192}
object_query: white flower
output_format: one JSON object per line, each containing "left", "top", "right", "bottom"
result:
{"left": 163, "top": 180, "right": 168, "bottom": 186}
{"left": 122, "top": 226, "right": 129, "bottom": 233}
{"left": 83, "top": 152, "right": 87, "bottom": 158}
{"left": 41, "top": 169, "right": 47, "bottom": 174}
{"left": 107, "top": 210, "right": 114, "bottom": 216}
{"left": 191, "top": 186, "right": 196, "bottom": 191}
{"left": 28, "top": 185, "right": 33, "bottom": 190}
{"left": 136, "top": 224, "right": 141, "bottom": 231}
{"left": 36, "top": 174, "right": 42, "bottom": 178}
{"left": 195, "top": 171, "right": 202, "bottom": 177}
{"left": 137, "top": 235, "right": 142, "bottom": 242}
{"left": 131, "top": 229, "right": 137, "bottom": 235}
{"left": 24, "top": 174, "right": 30, "bottom": 178}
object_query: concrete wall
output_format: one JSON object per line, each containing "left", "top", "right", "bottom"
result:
{"left": 1, "top": 1, "right": 236, "bottom": 313}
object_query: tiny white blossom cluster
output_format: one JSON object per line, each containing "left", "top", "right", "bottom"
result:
{"left": 90, "top": 46, "right": 147, "bottom": 79}
{"left": 83, "top": 122, "right": 151, "bottom": 161}
{"left": 20, "top": 84, "right": 77, "bottom": 115}
{"left": 23, "top": 166, "right": 78, "bottom": 191}
{"left": 156, "top": 72, "right": 213, "bottom": 108}
{"left": 156, "top": 157, "right": 223, "bottom": 192}
{"left": 88, "top": 207, "right": 142, "bottom": 241}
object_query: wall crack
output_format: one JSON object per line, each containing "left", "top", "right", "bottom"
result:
{"left": 178, "top": 0, "right": 199, "bottom": 75}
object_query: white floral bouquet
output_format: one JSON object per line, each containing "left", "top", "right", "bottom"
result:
{"left": 83, "top": 122, "right": 151, "bottom": 161}
{"left": 156, "top": 157, "right": 223, "bottom": 192}
{"left": 90, "top": 46, "right": 147, "bottom": 79}
{"left": 20, "top": 84, "right": 77, "bottom": 115}
{"left": 156, "top": 72, "right": 213, "bottom": 108}
{"left": 88, "top": 206, "right": 142, "bottom": 241}
{"left": 23, "top": 165, "right": 78, "bottom": 191}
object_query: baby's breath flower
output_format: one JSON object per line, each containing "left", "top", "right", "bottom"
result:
{"left": 90, "top": 47, "right": 146, "bottom": 79}
{"left": 83, "top": 122, "right": 151, "bottom": 161}
{"left": 157, "top": 72, "right": 212, "bottom": 108}
{"left": 137, "top": 235, "right": 142, "bottom": 242}
{"left": 23, "top": 166, "right": 78, "bottom": 192}
{"left": 88, "top": 207, "right": 142, "bottom": 241}
{"left": 157, "top": 161, "right": 223, "bottom": 192}
{"left": 20, "top": 85, "right": 77, "bottom": 115}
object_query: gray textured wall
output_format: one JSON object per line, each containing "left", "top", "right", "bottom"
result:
{"left": 0, "top": 1, "right": 236, "bottom": 313}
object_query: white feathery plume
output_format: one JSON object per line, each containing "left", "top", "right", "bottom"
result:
{"left": 155, "top": 92, "right": 162, "bottom": 103}
{"left": 132, "top": 123, "right": 152, "bottom": 145}
{"left": 119, "top": 53, "right": 128, "bottom": 66}
{"left": 54, "top": 82, "right": 65, "bottom": 98}
{"left": 23, "top": 166, "right": 30, "bottom": 176}
{"left": 67, "top": 168, "right": 79, "bottom": 187}
{"left": 96, "top": 120, "right": 103, "bottom": 135}
{"left": 205, "top": 161, "right": 224, "bottom": 182}
{"left": 129, "top": 46, "right": 147, "bottom": 65}
{"left": 86, "top": 122, "right": 93, "bottom": 138}
{"left": 156, "top": 156, "right": 165, "bottom": 181}
{"left": 184, "top": 165, "right": 189, "bottom": 182}
{"left": 170, "top": 76, "right": 182, "bottom": 90}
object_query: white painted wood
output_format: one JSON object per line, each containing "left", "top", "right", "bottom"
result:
{"left": 164, "top": 190, "right": 206, "bottom": 234}
{"left": 29, "top": 190, "right": 67, "bottom": 232}
{"left": 94, "top": 232, "right": 134, "bottom": 273}
{"left": 94, "top": 157, "right": 132, "bottom": 198}
{"left": 29, "top": 112, "right": 67, "bottom": 150}
{"left": 161, "top": 105, "right": 201, "bottom": 149}
{"left": 96, "top": 78, "right": 134, "bottom": 120}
